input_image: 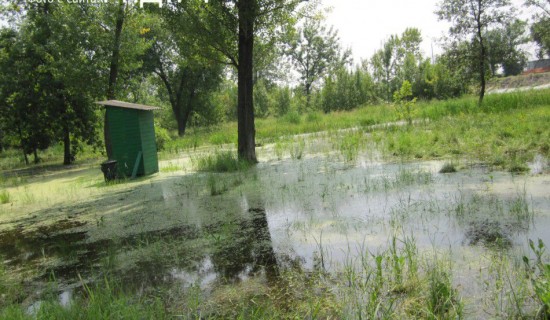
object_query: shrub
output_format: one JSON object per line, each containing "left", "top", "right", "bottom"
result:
{"left": 154, "top": 125, "right": 171, "bottom": 151}
{"left": 282, "top": 111, "right": 302, "bottom": 125}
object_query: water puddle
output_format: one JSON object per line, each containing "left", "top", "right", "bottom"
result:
{"left": 0, "top": 148, "right": 549, "bottom": 317}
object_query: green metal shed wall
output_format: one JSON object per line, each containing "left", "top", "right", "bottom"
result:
{"left": 106, "top": 107, "right": 158, "bottom": 177}
{"left": 138, "top": 111, "right": 159, "bottom": 175}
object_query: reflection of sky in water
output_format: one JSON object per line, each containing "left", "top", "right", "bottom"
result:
{"left": 255, "top": 157, "right": 549, "bottom": 258}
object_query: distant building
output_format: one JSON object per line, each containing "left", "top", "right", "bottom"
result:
{"left": 523, "top": 59, "right": 550, "bottom": 74}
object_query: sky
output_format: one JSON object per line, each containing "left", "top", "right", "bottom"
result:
{"left": 323, "top": 0, "right": 538, "bottom": 65}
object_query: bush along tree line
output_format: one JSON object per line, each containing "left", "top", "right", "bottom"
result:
{"left": 0, "top": 0, "right": 547, "bottom": 166}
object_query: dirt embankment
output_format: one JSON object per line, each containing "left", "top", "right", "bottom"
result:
{"left": 487, "top": 72, "right": 550, "bottom": 93}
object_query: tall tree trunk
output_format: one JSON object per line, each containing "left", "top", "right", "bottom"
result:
{"left": 305, "top": 83, "right": 311, "bottom": 111}
{"left": 176, "top": 107, "right": 192, "bottom": 137}
{"left": 237, "top": 0, "right": 257, "bottom": 163}
{"left": 476, "top": 1, "right": 486, "bottom": 106}
{"left": 105, "top": 0, "right": 125, "bottom": 160}
{"left": 63, "top": 123, "right": 72, "bottom": 165}
{"left": 33, "top": 148, "right": 39, "bottom": 164}
{"left": 17, "top": 124, "right": 28, "bottom": 165}
{"left": 176, "top": 88, "right": 197, "bottom": 137}
{"left": 478, "top": 41, "right": 486, "bottom": 105}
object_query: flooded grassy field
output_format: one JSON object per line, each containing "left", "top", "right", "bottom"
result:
{"left": 1, "top": 125, "right": 549, "bottom": 318}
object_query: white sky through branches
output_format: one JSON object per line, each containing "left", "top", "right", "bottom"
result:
{"left": 323, "top": 0, "right": 539, "bottom": 65}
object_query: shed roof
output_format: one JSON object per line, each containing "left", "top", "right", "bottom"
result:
{"left": 96, "top": 100, "right": 160, "bottom": 111}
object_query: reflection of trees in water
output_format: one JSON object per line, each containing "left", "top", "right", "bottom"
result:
{"left": 210, "top": 206, "right": 279, "bottom": 282}
{"left": 0, "top": 194, "right": 280, "bottom": 293}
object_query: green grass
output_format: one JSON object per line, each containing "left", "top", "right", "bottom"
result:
{"left": 3, "top": 89, "right": 549, "bottom": 170}
{"left": 378, "top": 105, "right": 549, "bottom": 171}
{"left": 163, "top": 90, "right": 550, "bottom": 171}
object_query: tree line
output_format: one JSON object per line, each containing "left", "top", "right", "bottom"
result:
{"left": 0, "top": 0, "right": 548, "bottom": 165}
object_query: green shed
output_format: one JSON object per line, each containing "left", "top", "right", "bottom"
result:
{"left": 97, "top": 100, "right": 160, "bottom": 178}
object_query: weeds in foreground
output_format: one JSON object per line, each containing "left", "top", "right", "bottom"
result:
{"left": 337, "top": 236, "right": 463, "bottom": 319}
{"left": 0, "top": 277, "right": 167, "bottom": 320}
{"left": 524, "top": 239, "right": 550, "bottom": 318}
{"left": 426, "top": 262, "right": 462, "bottom": 319}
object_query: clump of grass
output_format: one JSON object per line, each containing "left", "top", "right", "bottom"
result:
{"left": 207, "top": 174, "right": 228, "bottom": 196}
{"left": 290, "top": 140, "right": 305, "bottom": 160}
{"left": 439, "top": 162, "right": 457, "bottom": 173}
{"left": 508, "top": 188, "right": 534, "bottom": 221}
{"left": 160, "top": 162, "right": 181, "bottom": 173}
{"left": 508, "top": 162, "right": 530, "bottom": 173}
{"left": 0, "top": 190, "right": 10, "bottom": 204}
{"left": 338, "top": 131, "right": 363, "bottom": 162}
{"left": 195, "top": 151, "right": 250, "bottom": 172}
{"left": 274, "top": 140, "right": 287, "bottom": 160}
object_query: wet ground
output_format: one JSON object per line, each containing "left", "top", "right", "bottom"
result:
{"left": 0, "top": 141, "right": 549, "bottom": 317}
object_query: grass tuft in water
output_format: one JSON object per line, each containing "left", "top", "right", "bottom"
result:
{"left": 508, "top": 188, "right": 534, "bottom": 221}
{"left": 439, "top": 162, "right": 457, "bottom": 173}
{"left": 196, "top": 151, "right": 251, "bottom": 172}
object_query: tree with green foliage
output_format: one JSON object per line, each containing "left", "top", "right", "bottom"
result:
{"left": 285, "top": 14, "right": 351, "bottom": 110}
{"left": 370, "top": 35, "right": 400, "bottom": 102}
{"left": 0, "top": 27, "right": 52, "bottom": 164}
{"left": 398, "top": 28, "right": 424, "bottom": 83}
{"left": 485, "top": 19, "right": 529, "bottom": 76}
{"left": 525, "top": 0, "right": 550, "bottom": 58}
{"left": 142, "top": 14, "right": 222, "bottom": 136}
{"left": 167, "top": 0, "right": 303, "bottom": 163}
{"left": 438, "top": 40, "right": 475, "bottom": 95}
{"left": 321, "top": 67, "right": 374, "bottom": 112}
{"left": 393, "top": 80, "right": 417, "bottom": 126}
{"left": 0, "top": 2, "right": 105, "bottom": 165}
{"left": 370, "top": 28, "right": 423, "bottom": 102}
{"left": 437, "top": 0, "right": 513, "bottom": 105}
